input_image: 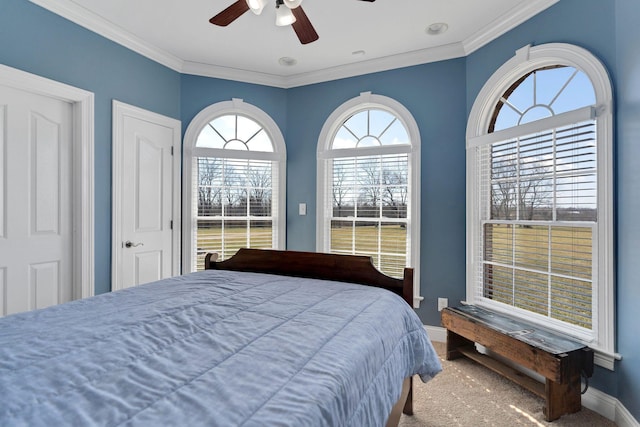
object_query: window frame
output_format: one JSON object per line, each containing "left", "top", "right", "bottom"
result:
{"left": 183, "top": 98, "right": 286, "bottom": 272}
{"left": 317, "top": 92, "right": 422, "bottom": 307}
{"left": 466, "top": 44, "right": 616, "bottom": 369}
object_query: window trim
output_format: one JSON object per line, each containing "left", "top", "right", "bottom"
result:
{"left": 182, "top": 98, "right": 287, "bottom": 272}
{"left": 316, "top": 91, "right": 422, "bottom": 307}
{"left": 466, "top": 44, "right": 617, "bottom": 369}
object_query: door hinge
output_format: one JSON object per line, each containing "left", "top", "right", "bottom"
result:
{"left": 170, "top": 220, "right": 173, "bottom": 230}
{"left": 170, "top": 146, "right": 174, "bottom": 156}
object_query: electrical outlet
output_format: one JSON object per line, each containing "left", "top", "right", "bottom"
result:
{"left": 299, "top": 203, "right": 307, "bottom": 216}
{"left": 438, "top": 297, "right": 448, "bottom": 312}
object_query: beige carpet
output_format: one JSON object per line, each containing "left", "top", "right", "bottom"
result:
{"left": 399, "top": 342, "right": 616, "bottom": 427}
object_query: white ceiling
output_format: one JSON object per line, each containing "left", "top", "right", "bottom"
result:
{"left": 29, "top": 0, "right": 558, "bottom": 88}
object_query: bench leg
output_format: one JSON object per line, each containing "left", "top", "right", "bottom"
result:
{"left": 446, "top": 330, "right": 473, "bottom": 360}
{"left": 544, "top": 374, "right": 582, "bottom": 421}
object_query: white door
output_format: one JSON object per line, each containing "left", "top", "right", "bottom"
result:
{"left": 112, "top": 101, "right": 181, "bottom": 290}
{"left": 0, "top": 85, "right": 73, "bottom": 316}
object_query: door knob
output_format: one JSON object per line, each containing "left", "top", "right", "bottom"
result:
{"left": 124, "top": 241, "right": 144, "bottom": 248}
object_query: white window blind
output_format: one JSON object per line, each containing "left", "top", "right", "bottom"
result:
{"left": 195, "top": 157, "right": 277, "bottom": 269}
{"left": 475, "top": 118, "right": 597, "bottom": 333}
{"left": 328, "top": 153, "right": 409, "bottom": 278}
{"left": 321, "top": 106, "right": 413, "bottom": 279}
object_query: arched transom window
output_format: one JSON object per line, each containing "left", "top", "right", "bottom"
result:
{"left": 196, "top": 114, "right": 274, "bottom": 152}
{"left": 490, "top": 65, "right": 596, "bottom": 132}
{"left": 183, "top": 100, "right": 286, "bottom": 271}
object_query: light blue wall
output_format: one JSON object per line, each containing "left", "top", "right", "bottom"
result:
{"left": 3, "top": 0, "right": 639, "bottom": 420}
{"left": 0, "top": 0, "right": 181, "bottom": 295}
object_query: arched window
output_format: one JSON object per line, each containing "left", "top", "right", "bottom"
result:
{"left": 467, "top": 44, "right": 615, "bottom": 367}
{"left": 317, "top": 92, "right": 422, "bottom": 306}
{"left": 183, "top": 99, "right": 286, "bottom": 271}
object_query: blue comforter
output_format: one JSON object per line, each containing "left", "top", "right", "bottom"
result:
{"left": 0, "top": 270, "right": 441, "bottom": 426}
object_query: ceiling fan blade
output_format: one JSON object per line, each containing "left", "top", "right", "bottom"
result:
{"left": 210, "top": 0, "right": 250, "bottom": 26}
{"left": 358, "top": 0, "right": 376, "bottom": 2}
{"left": 291, "top": 6, "right": 319, "bottom": 44}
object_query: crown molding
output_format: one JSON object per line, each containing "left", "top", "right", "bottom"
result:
{"left": 29, "top": 0, "right": 558, "bottom": 88}
{"left": 29, "top": 0, "right": 184, "bottom": 72}
{"left": 282, "top": 42, "right": 467, "bottom": 89}
{"left": 463, "top": 0, "right": 560, "bottom": 55}
{"left": 184, "top": 42, "right": 466, "bottom": 89}
{"left": 181, "top": 61, "right": 289, "bottom": 88}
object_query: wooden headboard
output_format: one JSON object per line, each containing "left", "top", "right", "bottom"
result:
{"left": 204, "top": 248, "right": 414, "bottom": 306}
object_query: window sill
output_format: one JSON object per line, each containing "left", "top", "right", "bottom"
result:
{"left": 413, "top": 295, "right": 424, "bottom": 309}
{"left": 593, "top": 348, "right": 622, "bottom": 371}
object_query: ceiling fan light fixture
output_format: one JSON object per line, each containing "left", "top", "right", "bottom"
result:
{"left": 275, "top": 4, "right": 296, "bottom": 26}
{"left": 283, "top": 0, "right": 302, "bottom": 9}
{"left": 246, "top": 0, "right": 266, "bottom": 15}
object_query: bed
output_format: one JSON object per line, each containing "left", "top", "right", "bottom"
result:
{"left": 0, "top": 248, "right": 441, "bottom": 426}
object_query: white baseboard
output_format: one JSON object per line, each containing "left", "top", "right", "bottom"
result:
{"left": 424, "top": 324, "right": 639, "bottom": 426}
{"left": 582, "top": 385, "right": 617, "bottom": 422}
{"left": 588, "top": 387, "right": 640, "bottom": 427}
{"left": 424, "top": 324, "right": 447, "bottom": 343}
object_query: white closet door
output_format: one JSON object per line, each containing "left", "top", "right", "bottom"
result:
{"left": 0, "top": 85, "right": 73, "bottom": 316}
{"left": 112, "top": 102, "right": 179, "bottom": 290}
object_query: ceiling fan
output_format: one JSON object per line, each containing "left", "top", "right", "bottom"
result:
{"left": 210, "top": 0, "right": 376, "bottom": 45}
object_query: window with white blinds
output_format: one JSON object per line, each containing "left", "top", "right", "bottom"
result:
{"left": 318, "top": 98, "right": 419, "bottom": 282}
{"left": 477, "top": 117, "right": 596, "bottom": 330}
{"left": 467, "top": 45, "right": 615, "bottom": 364}
{"left": 183, "top": 101, "right": 286, "bottom": 273}
{"left": 330, "top": 153, "right": 409, "bottom": 278}
{"left": 195, "top": 157, "right": 276, "bottom": 267}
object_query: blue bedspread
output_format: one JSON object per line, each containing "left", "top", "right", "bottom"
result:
{"left": 0, "top": 270, "right": 441, "bottom": 426}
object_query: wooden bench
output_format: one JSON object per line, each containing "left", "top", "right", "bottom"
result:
{"left": 441, "top": 305, "right": 594, "bottom": 421}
